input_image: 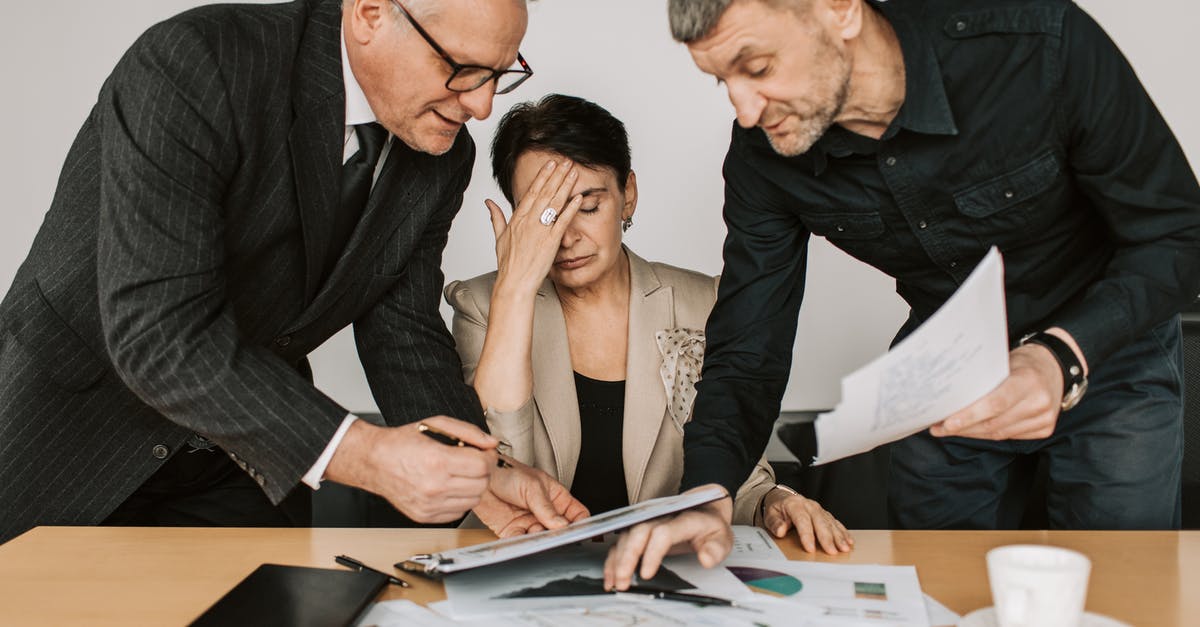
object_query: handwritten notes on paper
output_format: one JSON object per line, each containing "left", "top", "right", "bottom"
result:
{"left": 812, "top": 248, "right": 1010, "bottom": 465}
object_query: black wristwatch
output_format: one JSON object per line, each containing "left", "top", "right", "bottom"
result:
{"left": 1020, "top": 331, "right": 1088, "bottom": 411}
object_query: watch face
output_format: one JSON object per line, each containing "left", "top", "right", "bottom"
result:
{"left": 1061, "top": 379, "right": 1088, "bottom": 411}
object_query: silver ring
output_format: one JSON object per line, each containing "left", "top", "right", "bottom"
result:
{"left": 539, "top": 208, "right": 558, "bottom": 226}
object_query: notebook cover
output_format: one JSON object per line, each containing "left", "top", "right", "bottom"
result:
{"left": 189, "top": 563, "right": 386, "bottom": 627}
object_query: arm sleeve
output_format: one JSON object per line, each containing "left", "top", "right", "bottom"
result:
{"left": 443, "top": 280, "right": 537, "bottom": 462}
{"left": 1050, "top": 4, "right": 1200, "bottom": 364}
{"left": 353, "top": 143, "right": 487, "bottom": 431}
{"left": 681, "top": 132, "right": 812, "bottom": 498}
{"left": 96, "top": 22, "right": 347, "bottom": 504}
{"left": 731, "top": 453, "right": 778, "bottom": 526}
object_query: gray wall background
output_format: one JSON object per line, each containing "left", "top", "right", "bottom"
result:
{"left": 1, "top": 1, "right": 1195, "bottom": 413}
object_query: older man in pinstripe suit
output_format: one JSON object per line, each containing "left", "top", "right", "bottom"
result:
{"left": 0, "top": 0, "right": 587, "bottom": 542}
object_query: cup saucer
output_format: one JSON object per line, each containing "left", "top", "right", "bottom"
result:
{"left": 958, "top": 606, "right": 1131, "bottom": 627}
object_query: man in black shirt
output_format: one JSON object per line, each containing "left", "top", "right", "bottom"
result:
{"left": 605, "top": 0, "right": 1200, "bottom": 589}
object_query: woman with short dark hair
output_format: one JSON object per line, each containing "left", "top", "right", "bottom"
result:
{"left": 445, "top": 94, "right": 851, "bottom": 552}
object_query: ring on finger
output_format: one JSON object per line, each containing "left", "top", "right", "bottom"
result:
{"left": 539, "top": 207, "right": 558, "bottom": 226}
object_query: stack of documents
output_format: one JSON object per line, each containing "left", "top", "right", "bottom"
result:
{"left": 358, "top": 526, "right": 960, "bottom": 626}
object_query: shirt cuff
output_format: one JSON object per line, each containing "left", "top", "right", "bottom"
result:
{"left": 301, "top": 413, "right": 358, "bottom": 490}
{"left": 681, "top": 445, "right": 746, "bottom": 503}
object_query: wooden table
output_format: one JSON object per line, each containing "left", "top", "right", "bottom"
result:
{"left": 0, "top": 527, "right": 1193, "bottom": 625}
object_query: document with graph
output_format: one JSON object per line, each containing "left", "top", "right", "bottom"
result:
{"left": 812, "top": 247, "right": 1010, "bottom": 465}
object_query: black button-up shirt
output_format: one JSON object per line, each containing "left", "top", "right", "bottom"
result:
{"left": 683, "top": 0, "right": 1200, "bottom": 497}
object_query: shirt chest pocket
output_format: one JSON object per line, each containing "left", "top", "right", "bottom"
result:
{"left": 952, "top": 151, "right": 1061, "bottom": 219}
{"left": 801, "top": 210, "right": 901, "bottom": 265}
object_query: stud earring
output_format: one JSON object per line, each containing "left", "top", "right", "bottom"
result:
{"left": 621, "top": 217, "right": 633, "bottom": 232}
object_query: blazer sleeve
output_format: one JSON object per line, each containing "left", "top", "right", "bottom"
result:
{"left": 353, "top": 140, "right": 486, "bottom": 432}
{"left": 731, "top": 454, "right": 777, "bottom": 526}
{"left": 443, "top": 280, "right": 538, "bottom": 462}
{"left": 95, "top": 21, "right": 345, "bottom": 504}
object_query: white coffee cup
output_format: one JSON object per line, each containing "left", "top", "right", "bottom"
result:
{"left": 986, "top": 544, "right": 1091, "bottom": 627}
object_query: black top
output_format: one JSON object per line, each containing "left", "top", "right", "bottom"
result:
{"left": 682, "top": 0, "right": 1200, "bottom": 497}
{"left": 571, "top": 371, "right": 629, "bottom": 515}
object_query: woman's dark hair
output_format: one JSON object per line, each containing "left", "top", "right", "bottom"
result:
{"left": 491, "top": 94, "right": 631, "bottom": 205}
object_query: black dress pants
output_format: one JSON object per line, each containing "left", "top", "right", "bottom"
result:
{"left": 102, "top": 443, "right": 310, "bottom": 527}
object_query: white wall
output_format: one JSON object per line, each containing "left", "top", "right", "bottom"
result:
{"left": 1, "top": 1, "right": 1195, "bottom": 413}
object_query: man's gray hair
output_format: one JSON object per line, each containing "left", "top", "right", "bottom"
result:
{"left": 668, "top": 0, "right": 805, "bottom": 43}
{"left": 667, "top": 0, "right": 735, "bottom": 43}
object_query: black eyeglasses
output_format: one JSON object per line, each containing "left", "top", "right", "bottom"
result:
{"left": 390, "top": 0, "right": 533, "bottom": 95}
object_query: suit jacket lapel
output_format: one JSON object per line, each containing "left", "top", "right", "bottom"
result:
{"left": 531, "top": 279, "right": 583, "bottom": 487}
{"left": 621, "top": 249, "right": 672, "bottom": 503}
{"left": 288, "top": 0, "right": 345, "bottom": 302}
{"left": 284, "top": 143, "right": 435, "bottom": 335}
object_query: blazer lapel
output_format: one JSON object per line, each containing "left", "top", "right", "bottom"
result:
{"left": 288, "top": 0, "right": 346, "bottom": 302}
{"left": 531, "top": 279, "right": 584, "bottom": 488}
{"left": 283, "top": 143, "right": 436, "bottom": 335}
{"left": 621, "top": 249, "right": 672, "bottom": 503}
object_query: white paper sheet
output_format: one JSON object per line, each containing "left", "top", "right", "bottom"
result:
{"left": 730, "top": 525, "right": 787, "bottom": 560}
{"left": 813, "top": 247, "right": 1010, "bottom": 465}
{"left": 723, "top": 558, "right": 931, "bottom": 627}
{"left": 428, "top": 597, "right": 820, "bottom": 627}
{"left": 923, "top": 594, "right": 961, "bottom": 626}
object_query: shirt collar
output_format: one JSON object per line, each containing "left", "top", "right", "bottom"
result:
{"left": 341, "top": 24, "right": 376, "bottom": 126}
{"left": 810, "top": 0, "right": 958, "bottom": 174}
{"left": 875, "top": 0, "right": 958, "bottom": 138}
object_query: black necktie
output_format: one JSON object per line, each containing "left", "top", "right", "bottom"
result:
{"left": 325, "top": 122, "right": 389, "bottom": 283}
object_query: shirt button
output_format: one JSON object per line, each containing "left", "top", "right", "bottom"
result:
{"left": 950, "top": 261, "right": 959, "bottom": 268}
{"left": 1004, "top": 190, "right": 1014, "bottom": 199}
{"left": 956, "top": 21, "right": 967, "bottom": 31}
{"left": 274, "top": 335, "right": 292, "bottom": 347}
{"left": 151, "top": 444, "right": 170, "bottom": 459}
{"left": 836, "top": 225, "right": 845, "bottom": 232}
{"left": 918, "top": 220, "right": 928, "bottom": 229}
{"left": 885, "top": 156, "right": 897, "bottom": 166}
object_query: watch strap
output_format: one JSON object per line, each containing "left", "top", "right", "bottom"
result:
{"left": 1021, "top": 331, "right": 1086, "bottom": 400}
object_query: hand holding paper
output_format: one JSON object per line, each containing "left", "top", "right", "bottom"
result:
{"left": 602, "top": 485, "right": 734, "bottom": 591}
{"left": 932, "top": 326, "right": 1085, "bottom": 440}
{"left": 813, "top": 248, "right": 1011, "bottom": 465}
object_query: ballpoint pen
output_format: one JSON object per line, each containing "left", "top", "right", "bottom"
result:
{"left": 334, "top": 554, "right": 411, "bottom": 588}
{"left": 612, "top": 585, "right": 739, "bottom": 608}
{"left": 417, "top": 422, "right": 513, "bottom": 468}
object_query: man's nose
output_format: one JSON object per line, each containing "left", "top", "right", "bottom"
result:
{"left": 458, "top": 81, "right": 497, "bottom": 121}
{"left": 728, "top": 81, "right": 766, "bottom": 129}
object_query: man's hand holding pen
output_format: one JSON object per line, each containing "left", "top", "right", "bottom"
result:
{"left": 324, "top": 416, "right": 587, "bottom": 537}
{"left": 325, "top": 416, "right": 500, "bottom": 523}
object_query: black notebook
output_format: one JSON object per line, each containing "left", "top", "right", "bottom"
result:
{"left": 189, "top": 563, "right": 386, "bottom": 627}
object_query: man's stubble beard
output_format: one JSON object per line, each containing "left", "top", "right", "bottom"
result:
{"left": 765, "top": 36, "right": 852, "bottom": 157}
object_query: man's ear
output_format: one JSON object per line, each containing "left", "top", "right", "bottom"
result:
{"left": 812, "top": 0, "right": 864, "bottom": 42}
{"left": 622, "top": 170, "right": 639, "bottom": 221}
{"left": 346, "top": 0, "right": 391, "bottom": 45}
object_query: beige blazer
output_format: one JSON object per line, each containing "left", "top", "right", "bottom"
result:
{"left": 445, "top": 248, "right": 776, "bottom": 524}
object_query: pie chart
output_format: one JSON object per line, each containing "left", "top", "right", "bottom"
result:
{"left": 727, "top": 566, "right": 803, "bottom": 597}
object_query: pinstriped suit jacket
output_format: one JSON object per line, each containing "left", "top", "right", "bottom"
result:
{"left": 0, "top": 0, "right": 482, "bottom": 542}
